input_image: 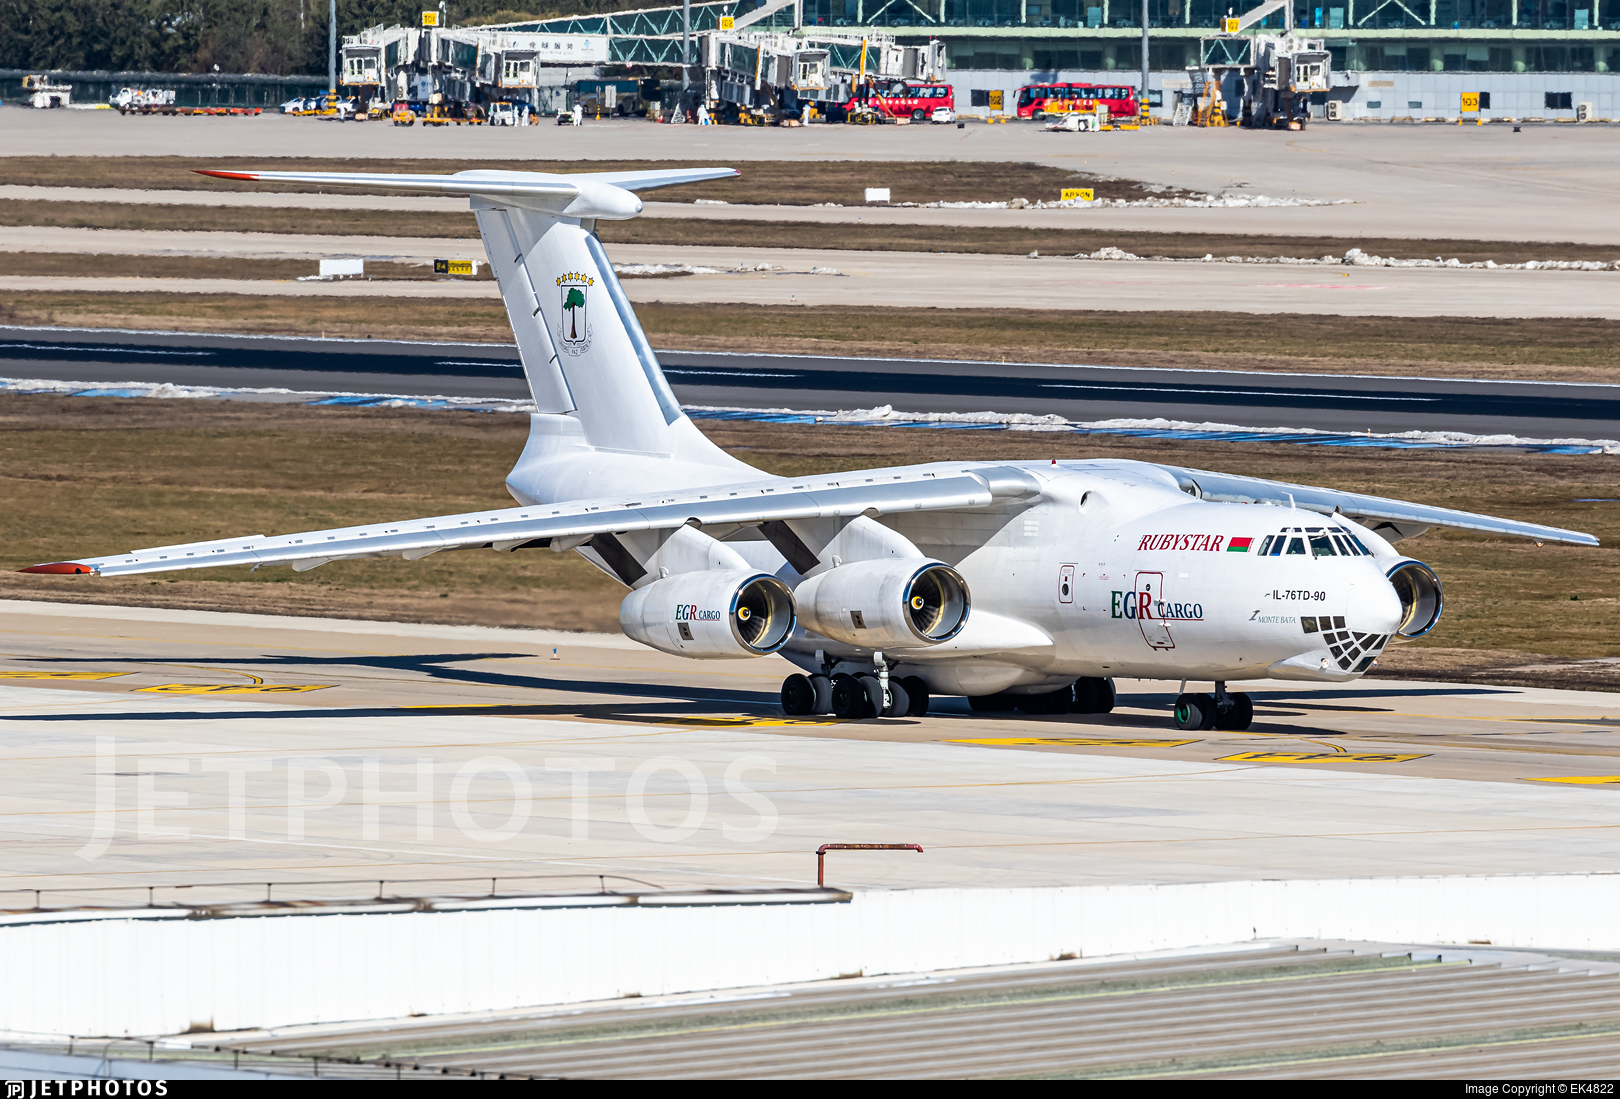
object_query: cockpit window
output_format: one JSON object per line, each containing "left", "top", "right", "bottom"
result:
{"left": 1285, "top": 537, "right": 1306, "bottom": 555}
{"left": 1310, "top": 534, "right": 1337, "bottom": 557}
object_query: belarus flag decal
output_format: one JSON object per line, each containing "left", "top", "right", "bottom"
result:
{"left": 1227, "top": 537, "right": 1254, "bottom": 553}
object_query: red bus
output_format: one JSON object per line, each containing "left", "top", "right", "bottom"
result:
{"left": 1016, "top": 82, "right": 1138, "bottom": 120}
{"left": 841, "top": 80, "right": 955, "bottom": 121}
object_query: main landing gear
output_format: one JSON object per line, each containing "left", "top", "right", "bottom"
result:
{"left": 1173, "top": 681, "right": 1253, "bottom": 731}
{"left": 781, "top": 666, "right": 930, "bottom": 718}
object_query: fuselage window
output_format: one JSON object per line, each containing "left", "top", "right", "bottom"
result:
{"left": 1285, "top": 537, "right": 1306, "bottom": 555}
{"left": 1310, "top": 535, "right": 1337, "bottom": 557}
{"left": 1258, "top": 535, "right": 1275, "bottom": 555}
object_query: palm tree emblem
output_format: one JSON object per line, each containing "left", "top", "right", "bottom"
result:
{"left": 563, "top": 286, "right": 585, "bottom": 341}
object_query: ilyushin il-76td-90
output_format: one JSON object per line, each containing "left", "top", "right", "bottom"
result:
{"left": 24, "top": 166, "right": 1597, "bottom": 732}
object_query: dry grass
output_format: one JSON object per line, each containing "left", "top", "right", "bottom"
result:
{"left": 0, "top": 156, "right": 1151, "bottom": 206}
{"left": 5, "top": 294, "right": 1620, "bottom": 383}
{"left": 7, "top": 196, "right": 1615, "bottom": 265}
{"left": 3, "top": 253, "right": 493, "bottom": 281}
{"left": 0, "top": 396, "right": 1614, "bottom": 690}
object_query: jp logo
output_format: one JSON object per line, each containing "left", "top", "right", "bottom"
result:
{"left": 556, "top": 272, "right": 594, "bottom": 355}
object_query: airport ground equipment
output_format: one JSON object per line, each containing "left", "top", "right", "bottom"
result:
{"left": 23, "top": 164, "right": 1597, "bottom": 733}
{"left": 21, "top": 75, "right": 72, "bottom": 108}
{"left": 341, "top": 5, "right": 939, "bottom": 122}
{"left": 1189, "top": 0, "right": 1331, "bottom": 128}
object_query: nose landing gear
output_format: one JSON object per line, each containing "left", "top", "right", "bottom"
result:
{"left": 1173, "top": 681, "right": 1253, "bottom": 731}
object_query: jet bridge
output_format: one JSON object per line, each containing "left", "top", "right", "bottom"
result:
{"left": 1185, "top": 0, "right": 1332, "bottom": 128}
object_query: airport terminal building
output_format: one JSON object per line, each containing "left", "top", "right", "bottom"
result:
{"left": 505, "top": 0, "right": 1619, "bottom": 119}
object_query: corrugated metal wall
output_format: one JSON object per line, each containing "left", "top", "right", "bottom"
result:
{"left": 6, "top": 874, "right": 1619, "bottom": 1038}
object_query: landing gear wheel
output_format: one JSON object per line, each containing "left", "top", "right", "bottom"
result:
{"left": 830, "top": 673, "right": 869, "bottom": 719}
{"left": 886, "top": 680, "right": 911, "bottom": 718}
{"left": 809, "top": 674, "right": 832, "bottom": 715}
{"left": 781, "top": 674, "right": 816, "bottom": 716}
{"left": 1017, "top": 683, "right": 1075, "bottom": 715}
{"left": 900, "top": 675, "right": 930, "bottom": 716}
{"left": 856, "top": 675, "right": 885, "bottom": 718}
{"left": 1215, "top": 692, "right": 1254, "bottom": 731}
{"left": 1174, "top": 692, "right": 1218, "bottom": 731}
{"left": 1073, "top": 677, "right": 1116, "bottom": 714}
{"left": 968, "top": 692, "right": 1017, "bottom": 713}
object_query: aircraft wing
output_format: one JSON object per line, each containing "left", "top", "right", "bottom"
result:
{"left": 21, "top": 468, "right": 1035, "bottom": 578}
{"left": 1155, "top": 463, "right": 1599, "bottom": 546}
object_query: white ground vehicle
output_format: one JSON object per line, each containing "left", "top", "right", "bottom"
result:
{"left": 488, "top": 102, "right": 528, "bottom": 126}
{"left": 929, "top": 106, "right": 955, "bottom": 123}
{"left": 27, "top": 165, "right": 1596, "bottom": 732}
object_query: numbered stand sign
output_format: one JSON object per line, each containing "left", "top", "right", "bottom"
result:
{"left": 1461, "top": 92, "right": 1480, "bottom": 112}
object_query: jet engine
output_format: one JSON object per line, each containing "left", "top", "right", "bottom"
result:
{"left": 620, "top": 571, "right": 796, "bottom": 658}
{"left": 793, "top": 560, "right": 970, "bottom": 648}
{"left": 1386, "top": 558, "right": 1444, "bottom": 638}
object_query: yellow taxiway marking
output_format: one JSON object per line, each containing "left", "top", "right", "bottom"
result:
{"left": 952, "top": 737, "right": 1201, "bottom": 748}
{"left": 0, "top": 671, "right": 128, "bottom": 681}
{"left": 1219, "top": 750, "right": 1430, "bottom": 764}
{"left": 134, "top": 684, "right": 334, "bottom": 695}
{"left": 1525, "top": 776, "right": 1620, "bottom": 785}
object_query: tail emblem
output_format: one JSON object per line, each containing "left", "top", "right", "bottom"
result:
{"left": 556, "top": 272, "right": 595, "bottom": 355}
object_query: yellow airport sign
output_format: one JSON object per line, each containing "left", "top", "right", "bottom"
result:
{"left": 421, "top": 10, "right": 439, "bottom": 26}
{"left": 0, "top": 671, "right": 127, "bottom": 680}
{"left": 1461, "top": 92, "right": 1480, "bottom": 112}
{"left": 1224, "top": 17, "right": 1241, "bottom": 30}
{"left": 1060, "top": 188, "right": 1095, "bottom": 202}
{"left": 1220, "top": 750, "right": 1430, "bottom": 763}
{"left": 136, "top": 684, "right": 334, "bottom": 695}
{"left": 434, "top": 259, "right": 477, "bottom": 276}
{"left": 953, "top": 737, "right": 1200, "bottom": 747}
{"left": 719, "top": 15, "right": 735, "bottom": 29}
{"left": 988, "top": 89, "right": 1004, "bottom": 112}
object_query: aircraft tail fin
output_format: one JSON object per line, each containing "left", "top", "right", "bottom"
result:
{"left": 195, "top": 167, "right": 755, "bottom": 496}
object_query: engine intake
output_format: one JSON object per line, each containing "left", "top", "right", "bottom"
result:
{"left": 1387, "top": 559, "right": 1443, "bottom": 638}
{"left": 794, "top": 560, "right": 970, "bottom": 648}
{"left": 620, "top": 571, "right": 796, "bottom": 659}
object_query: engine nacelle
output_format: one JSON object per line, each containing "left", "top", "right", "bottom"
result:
{"left": 1387, "top": 558, "right": 1444, "bottom": 638}
{"left": 794, "top": 559, "right": 970, "bottom": 648}
{"left": 620, "top": 571, "right": 796, "bottom": 659}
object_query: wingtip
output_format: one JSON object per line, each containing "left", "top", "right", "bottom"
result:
{"left": 194, "top": 169, "right": 259, "bottom": 181}
{"left": 19, "top": 562, "right": 94, "bottom": 575}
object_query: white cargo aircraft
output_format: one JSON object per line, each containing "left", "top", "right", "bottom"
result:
{"left": 24, "top": 166, "right": 1597, "bottom": 731}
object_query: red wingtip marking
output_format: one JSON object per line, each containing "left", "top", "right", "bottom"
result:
{"left": 19, "top": 563, "right": 93, "bottom": 575}
{"left": 194, "top": 170, "right": 259, "bottom": 181}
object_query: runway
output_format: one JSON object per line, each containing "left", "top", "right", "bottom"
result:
{"left": 5, "top": 325, "right": 1618, "bottom": 438}
{"left": 4, "top": 598, "right": 1619, "bottom": 909}
{"left": 12, "top": 322, "right": 1620, "bottom": 437}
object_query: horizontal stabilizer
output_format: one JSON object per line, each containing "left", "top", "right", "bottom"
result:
{"left": 194, "top": 167, "right": 739, "bottom": 220}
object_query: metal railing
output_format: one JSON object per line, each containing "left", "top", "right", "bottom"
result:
{"left": 1, "top": 873, "right": 668, "bottom": 914}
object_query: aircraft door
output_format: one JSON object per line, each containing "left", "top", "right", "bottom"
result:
{"left": 1134, "top": 571, "right": 1175, "bottom": 649}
